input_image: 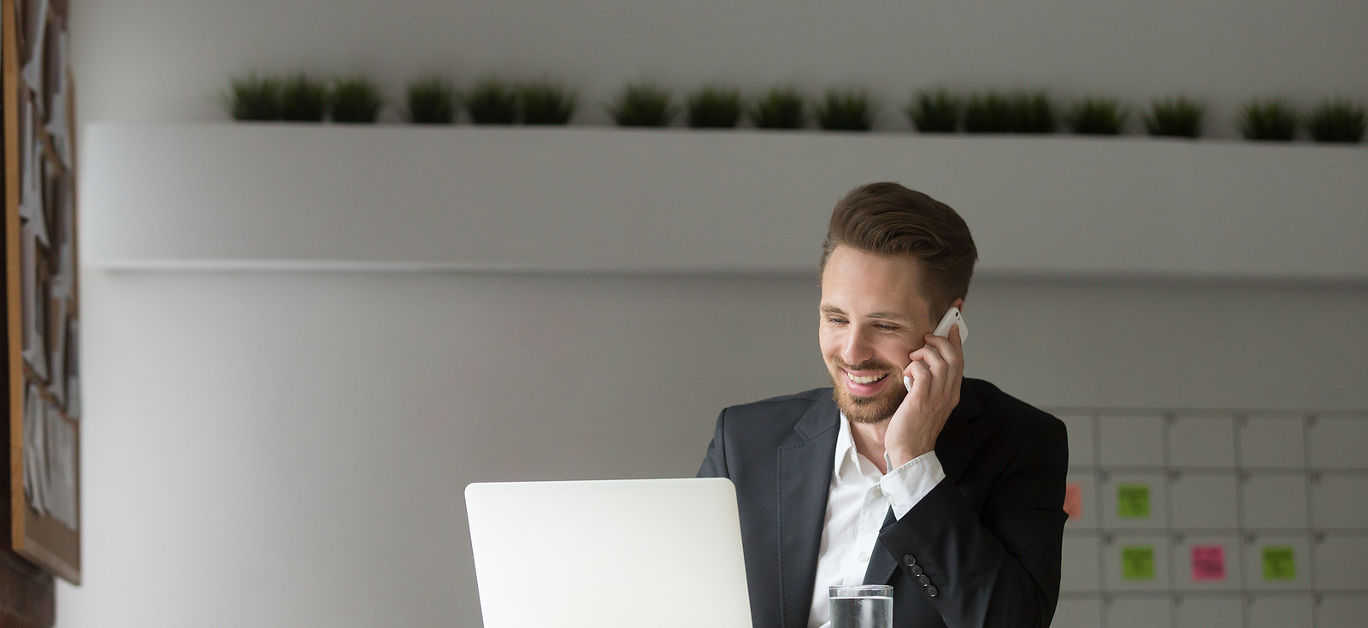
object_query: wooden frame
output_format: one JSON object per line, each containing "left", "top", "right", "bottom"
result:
{"left": 4, "top": 0, "right": 80, "bottom": 584}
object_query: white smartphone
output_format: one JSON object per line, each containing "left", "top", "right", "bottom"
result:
{"left": 904, "top": 307, "right": 967, "bottom": 391}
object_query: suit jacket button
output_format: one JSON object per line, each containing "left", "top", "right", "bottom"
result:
{"left": 909, "top": 564, "right": 925, "bottom": 577}
{"left": 926, "top": 585, "right": 940, "bottom": 598}
{"left": 901, "top": 554, "right": 917, "bottom": 567}
{"left": 916, "top": 574, "right": 932, "bottom": 587}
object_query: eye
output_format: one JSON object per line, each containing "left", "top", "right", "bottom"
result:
{"left": 825, "top": 316, "right": 848, "bottom": 325}
{"left": 874, "top": 323, "right": 899, "bottom": 331}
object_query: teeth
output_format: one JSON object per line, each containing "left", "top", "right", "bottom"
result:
{"left": 847, "top": 373, "right": 887, "bottom": 385}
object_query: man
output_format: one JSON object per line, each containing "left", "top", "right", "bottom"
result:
{"left": 698, "top": 182, "right": 1067, "bottom": 628}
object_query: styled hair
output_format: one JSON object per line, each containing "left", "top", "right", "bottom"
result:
{"left": 820, "top": 182, "right": 978, "bottom": 315}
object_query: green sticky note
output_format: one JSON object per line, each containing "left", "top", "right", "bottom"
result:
{"left": 1116, "top": 484, "right": 1151, "bottom": 519}
{"left": 1122, "top": 545, "right": 1155, "bottom": 580}
{"left": 1262, "top": 546, "right": 1296, "bottom": 580}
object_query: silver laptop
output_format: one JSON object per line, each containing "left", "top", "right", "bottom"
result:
{"left": 465, "top": 478, "right": 752, "bottom": 628}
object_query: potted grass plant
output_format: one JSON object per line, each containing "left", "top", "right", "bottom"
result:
{"left": 1239, "top": 99, "right": 1297, "bottom": 141}
{"left": 1143, "top": 97, "right": 1205, "bottom": 138}
{"left": 406, "top": 78, "right": 457, "bottom": 124}
{"left": 330, "top": 77, "right": 382, "bottom": 123}
{"left": 907, "top": 89, "right": 960, "bottom": 133}
{"left": 608, "top": 82, "right": 676, "bottom": 127}
{"left": 816, "top": 88, "right": 875, "bottom": 132}
{"left": 1008, "top": 91, "right": 1056, "bottom": 134}
{"left": 226, "top": 74, "right": 282, "bottom": 121}
{"left": 963, "top": 92, "right": 1012, "bottom": 133}
{"left": 280, "top": 74, "right": 328, "bottom": 122}
{"left": 749, "top": 86, "right": 805, "bottom": 130}
{"left": 686, "top": 85, "right": 743, "bottom": 128}
{"left": 1065, "top": 97, "right": 1126, "bottom": 135}
{"left": 464, "top": 78, "right": 519, "bottom": 124}
{"left": 1306, "top": 99, "right": 1365, "bottom": 143}
{"left": 519, "top": 80, "right": 577, "bottom": 125}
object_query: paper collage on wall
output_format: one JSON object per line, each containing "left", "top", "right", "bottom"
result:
{"left": 13, "top": 0, "right": 78, "bottom": 533}
{"left": 6, "top": 0, "right": 80, "bottom": 585}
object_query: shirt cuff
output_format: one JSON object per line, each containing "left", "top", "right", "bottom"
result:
{"left": 881, "top": 450, "right": 947, "bottom": 519}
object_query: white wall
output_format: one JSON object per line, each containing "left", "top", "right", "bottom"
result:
{"left": 72, "top": 1, "right": 1368, "bottom": 136}
{"left": 61, "top": 1, "right": 1368, "bottom": 626}
{"left": 61, "top": 271, "right": 1368, "bottom": 627}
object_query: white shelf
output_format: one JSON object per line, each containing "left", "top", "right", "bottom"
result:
{"left": 82, "top": 123, "right": 1368, "bottom": 280}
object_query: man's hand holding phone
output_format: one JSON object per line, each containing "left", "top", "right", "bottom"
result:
{"left": 885, "top": 307, "right": 966, "bottom": 468}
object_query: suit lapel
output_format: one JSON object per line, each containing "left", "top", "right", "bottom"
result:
{"left": 776, "top": 394, "right": 839, "bottom": 628}
{"left": 863, "top": 379, "right": 988, "bottom": 585}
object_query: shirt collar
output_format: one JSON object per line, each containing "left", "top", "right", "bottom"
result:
{"left": 834, "top": 412, "right": 856, "bottom": 470}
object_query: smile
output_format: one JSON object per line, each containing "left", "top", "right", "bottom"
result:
{"left": 846, "top": 372, "right": 889, "bottom": 384}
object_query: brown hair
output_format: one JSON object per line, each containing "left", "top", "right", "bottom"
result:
{"left": 820, "top": 182, "right": 978, "bottom": 315}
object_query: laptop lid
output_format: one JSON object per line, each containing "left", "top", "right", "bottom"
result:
{"left": 465, "top": 478, "right": 751, "bottom": 628}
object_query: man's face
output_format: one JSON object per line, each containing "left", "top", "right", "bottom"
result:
{"left": 819, "top": 245, "right": 936, "bottom": 424}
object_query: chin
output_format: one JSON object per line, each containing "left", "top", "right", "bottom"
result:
{"left": 831, "top": 380, "right": 903, "bottom": 425}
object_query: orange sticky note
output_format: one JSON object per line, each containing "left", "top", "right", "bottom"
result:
{"left": 1063, "top": 483, "right": 1083, "bottom": 521}
{"left": 1191, "top": 545, "right": 1226, "bottom": 582}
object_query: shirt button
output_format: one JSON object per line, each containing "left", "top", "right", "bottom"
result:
{"left": 902, "top": 554, "right": 917, "bottom": 567}
{"left": 916, "top": 574, "right": 932, "bottom": 587}
{"left": 858, "top": 552, "right": 870, "bottom": 563}
{"left": 926, "top": 585, "right": 940, "bottom": 598}
{"left": 909, "top": 564, "right": 925, "bottom": 577}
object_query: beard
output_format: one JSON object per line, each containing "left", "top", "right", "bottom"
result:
{"left": 828, "top": 361, "right": 907, "bottom": 425}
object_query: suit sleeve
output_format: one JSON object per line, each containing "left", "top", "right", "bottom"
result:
{"left": 697, "top": 410, "right": 730, "bottom": 479}
{"left": 877, "top": 417, "right": 1068, "bottom": 627}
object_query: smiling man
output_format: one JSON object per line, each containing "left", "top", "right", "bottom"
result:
{"left": 698, "top": 182, "right": 1068, "bottom": 628}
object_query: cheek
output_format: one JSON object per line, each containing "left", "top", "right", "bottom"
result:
{"left": 875, "top": 337, "right": 918, "bottom": 365}
{"left": 817, "top": 328, "right": 840, "bottom": 356}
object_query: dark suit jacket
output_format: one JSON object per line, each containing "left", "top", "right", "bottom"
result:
{"left": 697, "top": 378, "right": 1067, "bottom": 628}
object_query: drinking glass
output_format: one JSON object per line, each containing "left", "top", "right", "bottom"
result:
{"left": 829, "top": 584, "right": 892, "bottom": 628}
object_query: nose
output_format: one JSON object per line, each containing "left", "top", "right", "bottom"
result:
{"left": 840, "top": 326, "right": 874, "bottom": 366}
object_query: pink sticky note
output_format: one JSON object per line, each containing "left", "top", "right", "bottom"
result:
{"left": 1063, "top": 483, "right": 1083, "bottom": 521}
{"left": 1191, "top": 545, "right": 1226, "bottom": 582}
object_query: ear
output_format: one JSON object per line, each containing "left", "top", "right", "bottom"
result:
{"left": 951, "top": 298, "right": 965, "bottom": 313}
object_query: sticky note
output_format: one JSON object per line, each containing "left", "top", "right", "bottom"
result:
{"left": 1121, "top": 545, "right": 1155, "bottom": 580}
{"left": 1063, "top": 483, "right": 1083, "bottom": 521}
{"left": 1116, "top": 484, "right": 1151, "bottom": 519}
{"left": 1191, "top": 545, "right": 1226, "bottom": 582}
{"left": 1262, "top": 546, "right": 1296, "bottom": 580}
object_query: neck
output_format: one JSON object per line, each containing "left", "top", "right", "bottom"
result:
{"left": 848, "top": 418, "right": 890, "bottom": 474}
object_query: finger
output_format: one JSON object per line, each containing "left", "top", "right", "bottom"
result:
{"left": 904, "top": 359, "right": 931, "bottom": 400}
{"left": 922, "top": 334, "right": 963, "bottom": 372}
{"left": 912, "top": 343, "right": 949, "bottom": 384}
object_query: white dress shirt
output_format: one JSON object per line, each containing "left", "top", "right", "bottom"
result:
{"left": 807, "top": 414, "right": 947, "bottom": 628}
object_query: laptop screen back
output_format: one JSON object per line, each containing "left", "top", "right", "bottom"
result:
{"left": 465, "top": 478, "right": 752, "bottom": 628}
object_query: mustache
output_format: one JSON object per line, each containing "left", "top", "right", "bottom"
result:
{"left": 835, "top": 360, "right": 896, "bottom": 372}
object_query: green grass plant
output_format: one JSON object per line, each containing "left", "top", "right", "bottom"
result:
{"left": 749, "top": 87, "right": 806, "bottom": 129}
{"left": 1143, "top": 97, "right": 1205, "bottom": 138}
{"left": 686, "top": 85, "right": 743, "bottom": 128}
{"left": 330, "top": 77, "right": 382, "bottom": 123}
{"left": 1065, "top": 97, "right": 1126, "bottom": 135}
{"left": 1008, "top": 91, "right": 1056, "bottom": 133}
{"left": 608, "top": 82, "right": 676, "bottom": 127}
{"left": 406, "top": 78, "right": 456, "bottom": 124}
{"left": 226, "top": 74, "right": 281, "bottom": 121}
{"left": 816, "top": 88, "right": 875, "bottom": 132}
{"left": 280, "top": 74, "right": 328, "bottom": 122}
{"left": 465, "top": 78, "right": 519, "bottom": 125}
{"left": 963, "top": 92, "right": 1012, "bottom": 133}
{"left": 907, "top": 89, "right": 959, "bottom": 133}
{"left": 1306, "top": 99, "right": 1365, "bottom": 143}
{"left": 519, "top": 80, "right": 577, "bottom": 125}
{"left": 1239, "top": 99, "right": 1298, "bottom": 141}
